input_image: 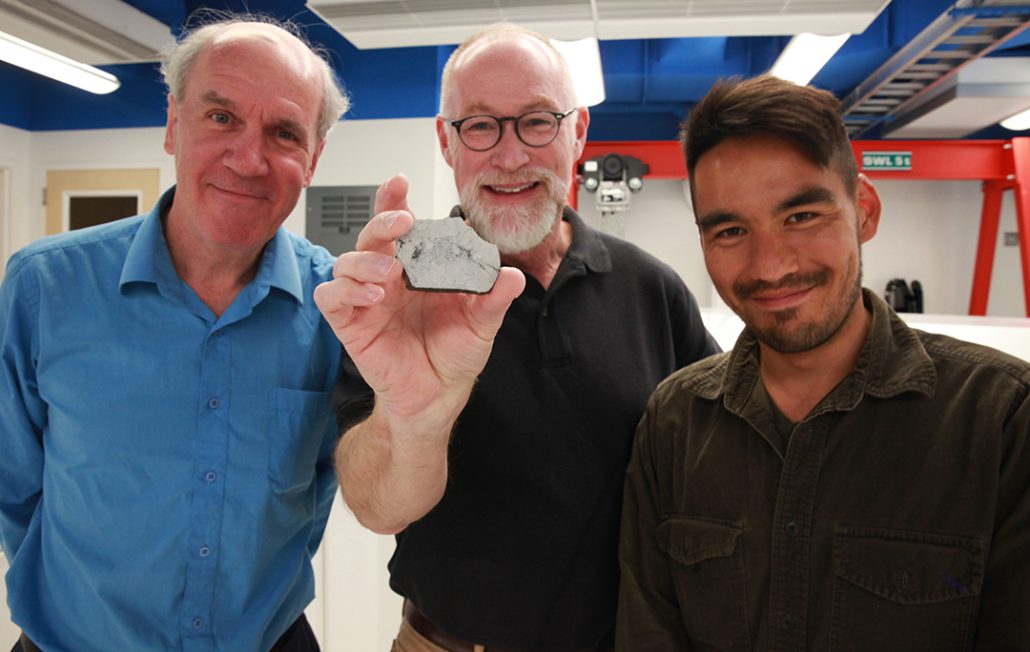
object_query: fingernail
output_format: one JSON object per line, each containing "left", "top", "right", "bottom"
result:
{"left": 384, "top": 212, "right": 398, "bottom": 229}
{"left": 376, "top": 257, "right": 394, "bottom": 276}
{"left": 366, "top": 285, "right": 384, "bottom": 303}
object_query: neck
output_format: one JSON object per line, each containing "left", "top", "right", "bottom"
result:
{"left": 164, "top": 209, "right": 264, "bottom": 317}
{"left": 501, "top": 214, "right": 572, "bottom": 290}
{"left": 759, "top": 295, "right": 872, "bottom": 422}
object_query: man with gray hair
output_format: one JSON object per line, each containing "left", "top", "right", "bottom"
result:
{"left": 0, "top": 15, "right": 348, "bottom": 652}
{"left": 315, "top": 22, "right": 718, "bottom": 651}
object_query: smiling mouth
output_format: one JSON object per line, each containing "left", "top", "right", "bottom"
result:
{"left": 485, "top": 182, "right": 539, "bottom": 195}
{"left": 749, "top": 286, "right": 816, "bottom": 312}
{"left": 211, "top": 184, "right": 265, "bottom": 201}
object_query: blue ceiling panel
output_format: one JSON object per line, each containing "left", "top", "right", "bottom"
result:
{"left": 24, "top": 63, "right": 169, "bottom": 131}
{"left": 333, "top": 46, "right": 441, "bottom": 120}
{"left": 0, "top": 64, "right": 33, "bottom": 130}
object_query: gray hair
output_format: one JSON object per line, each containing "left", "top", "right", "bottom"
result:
{"left": 439, "top": 22, "right": 576, "bottom": 117}
{"left": 160, "top": 11, "right": 349, "bottom": 140}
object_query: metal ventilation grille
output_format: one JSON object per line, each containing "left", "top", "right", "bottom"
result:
{"left": 306, "top": 186, "right": 378, "bottom": 255}
{"left": 841, "top": 0, "right": 1030, "bottom": 138}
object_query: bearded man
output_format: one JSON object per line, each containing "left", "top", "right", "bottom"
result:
{"left": 616, "top": 75, "right": 1030, "bottom": 651}
{"left": 314, "top": 22, "right": 718, "bottom": 652}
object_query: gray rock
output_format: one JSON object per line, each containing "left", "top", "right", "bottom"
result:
{"left": 395, "top": 218, "right": 501, "bottom": 294}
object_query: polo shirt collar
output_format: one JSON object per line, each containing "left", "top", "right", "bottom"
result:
{"left": 562, "top": 206, "right": 611, "bottom": 274}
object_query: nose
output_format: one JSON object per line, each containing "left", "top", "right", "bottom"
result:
{"left": 222, "top": 125, "right": 269, "bottom": 177}
{"left": 489, "top": 122, "right": 530, "bottom": 172}
{"left": 747, "top": 227, "right": 800, "bottom": 283}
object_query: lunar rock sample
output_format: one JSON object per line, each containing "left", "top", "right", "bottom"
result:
{"left": 395, "top": 218, "right": 501, "bottom": 294}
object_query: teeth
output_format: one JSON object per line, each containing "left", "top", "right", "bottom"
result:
{"left": 491, "top": 183, "right": 534, "bottom": 193}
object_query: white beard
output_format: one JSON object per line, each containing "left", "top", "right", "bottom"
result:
{"left": 460, "top": 168, "right": 569, "bottom": 255}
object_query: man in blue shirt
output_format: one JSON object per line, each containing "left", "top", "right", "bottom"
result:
{"left": 0, "top": 15, "right": 348, "bottom": 652}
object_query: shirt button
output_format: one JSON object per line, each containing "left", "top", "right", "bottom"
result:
{"left": 782, "top": 614, "right": 796, "bottom": 632}
{"left": 208, "top": 397, "right": 220, "bottom": 409}
{"left": 205, "top": 471, "right": 217, "bottom": 483}
{"left": 192, "top": 617, "right": 204, "bottom": 629}
{"left": 785, "top": 521, "right": 799, "bottom": 537}
{"left": 199, "top": 546, "right": 211, "bottom": 558}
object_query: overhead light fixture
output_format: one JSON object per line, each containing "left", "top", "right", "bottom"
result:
{"left": 1001, "top": 107, "right": 1030, "bottom": 131}
{"left": 550, "top": 36, "right": 606, "bottom": 107}
{"left": 0, "top": 29, "right": 120, "bottom": 94}
{"left": 770, "top": 33, "right": 850, "bottom": 86}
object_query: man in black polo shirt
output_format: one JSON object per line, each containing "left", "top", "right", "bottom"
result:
{"left": 314, "top": 22, "right": 718, "bottom": 651}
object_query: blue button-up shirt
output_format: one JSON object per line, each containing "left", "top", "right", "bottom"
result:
{"left": 0, "top": 189, "right": 342, "bottom": 652}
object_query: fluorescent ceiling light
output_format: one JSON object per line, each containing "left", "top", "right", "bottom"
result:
{"left": 550, "top": 37, "right": 606, "bottom": 107}
{"left": 770, "top": 33, "right": 850, "bottom": 86}
{"left": 0, "top": 29, "right": 120, "bottom": 94}
{"left": 1001, "top": 107, "right": 1030, "bottom": 131}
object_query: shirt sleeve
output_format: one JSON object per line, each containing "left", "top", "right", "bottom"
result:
{"left": 616, "top": 393, "right": 692, "bottom": 651}
{"left": 974, "top": 386, "right": 1030, "bottom": 649}
{"left": 669, "top": 277, "right": 721, "bottom": 367}
{"left": 0, "top": 253, "right": 46, "bottom": 561}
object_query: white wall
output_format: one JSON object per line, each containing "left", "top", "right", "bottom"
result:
{"left": 576, "top": 179, "right": 715, "bottom": 307}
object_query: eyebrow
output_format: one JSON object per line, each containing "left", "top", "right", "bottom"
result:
{"left": 696, "top": 186, "right": 838, "bottom": 230}
{"left": 201, "top": 90, "right": 234, "bottom": 109}
{"left": 696, "top": 211, "right": 740, "bottom": 231}
{"left": 776, "top": 186, "right": 837, "bottom": 213}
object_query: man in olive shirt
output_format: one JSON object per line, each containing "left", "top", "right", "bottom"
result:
{"left": 617, "top": 75, "right": 1030, "bottom": 650}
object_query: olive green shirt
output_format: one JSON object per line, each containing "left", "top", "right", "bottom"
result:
{"left": 617, "top": 290, "right": 1030, "bottom": 651}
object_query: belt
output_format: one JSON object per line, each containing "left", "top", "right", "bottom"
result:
{"left": 404, "top": 601, "right": 513, "bottom": 652}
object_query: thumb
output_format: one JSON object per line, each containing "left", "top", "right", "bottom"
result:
{"left": 374, "top": 173, "right": 414, "bottom": 215}
{"left": 467, "top": 267, "right": 526, "bottom": 340}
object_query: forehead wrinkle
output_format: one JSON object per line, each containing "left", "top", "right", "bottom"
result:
{"left": 461, "top": 95, "right": 563, "bottom": 117}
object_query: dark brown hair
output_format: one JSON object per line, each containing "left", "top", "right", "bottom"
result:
{"left": 681, "top": 75, "right": 858, "bottom": 197}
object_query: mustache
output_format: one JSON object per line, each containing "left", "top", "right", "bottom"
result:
{"left": 474, "top": 168, "right": 560, "bottom": 189}
{"left": 733, "top": 269, "right": 830, "bottom": 301}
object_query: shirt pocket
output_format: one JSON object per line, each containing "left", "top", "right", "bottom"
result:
{"left": 657, "top": 516, "right": 750, "bottom": 651}
{"left": 830, "top": 525, "right": 983, "bottom": 652}
{"left": 267, "top": 388, "right": 332, "bottom": 495}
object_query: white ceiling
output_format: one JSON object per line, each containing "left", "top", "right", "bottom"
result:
{"left": 306, "top": 0, "right": 891, "bottom": 48}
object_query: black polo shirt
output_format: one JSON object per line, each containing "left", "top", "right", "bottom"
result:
{"left": 335, "top": 207, "right": 718, "bottom": 650}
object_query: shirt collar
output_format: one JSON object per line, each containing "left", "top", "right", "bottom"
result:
{"left": 448, "top": 204, "right": 612, "bottom": 274}
{"left": 120, "top": 186, "right": 304, "bottom": 305}
{"left": 710, "top": 288, "right": 937, "bottom": 417}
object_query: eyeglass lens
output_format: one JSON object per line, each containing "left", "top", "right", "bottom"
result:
{"left": 459, "top": 111, "right": 562, "bottom": 150}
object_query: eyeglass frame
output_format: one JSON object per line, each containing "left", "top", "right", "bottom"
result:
{"left": 444, "top": 108, "right": 579, "bottom": 152}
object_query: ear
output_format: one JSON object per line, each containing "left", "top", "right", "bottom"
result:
{"left": 571, "top": 106, "right": 590, "bottom": 160}
{"left": 855, "top": 174, "right": 881, "bottom": 244}
{"left": 436, "top": 116, "right": 455, "bottom": 168}
{"left": 303, "top": 139, "right": 326, "bottom": 188}
{"left": 163, "top": 94, "right": 178, "bottom": 155}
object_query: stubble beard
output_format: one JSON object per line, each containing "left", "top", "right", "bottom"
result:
{"left": 734, "top": 259, "right": 864, "bottom": 354}
{"left": 460, "top": 168, "right": 569, "bottom": 255}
